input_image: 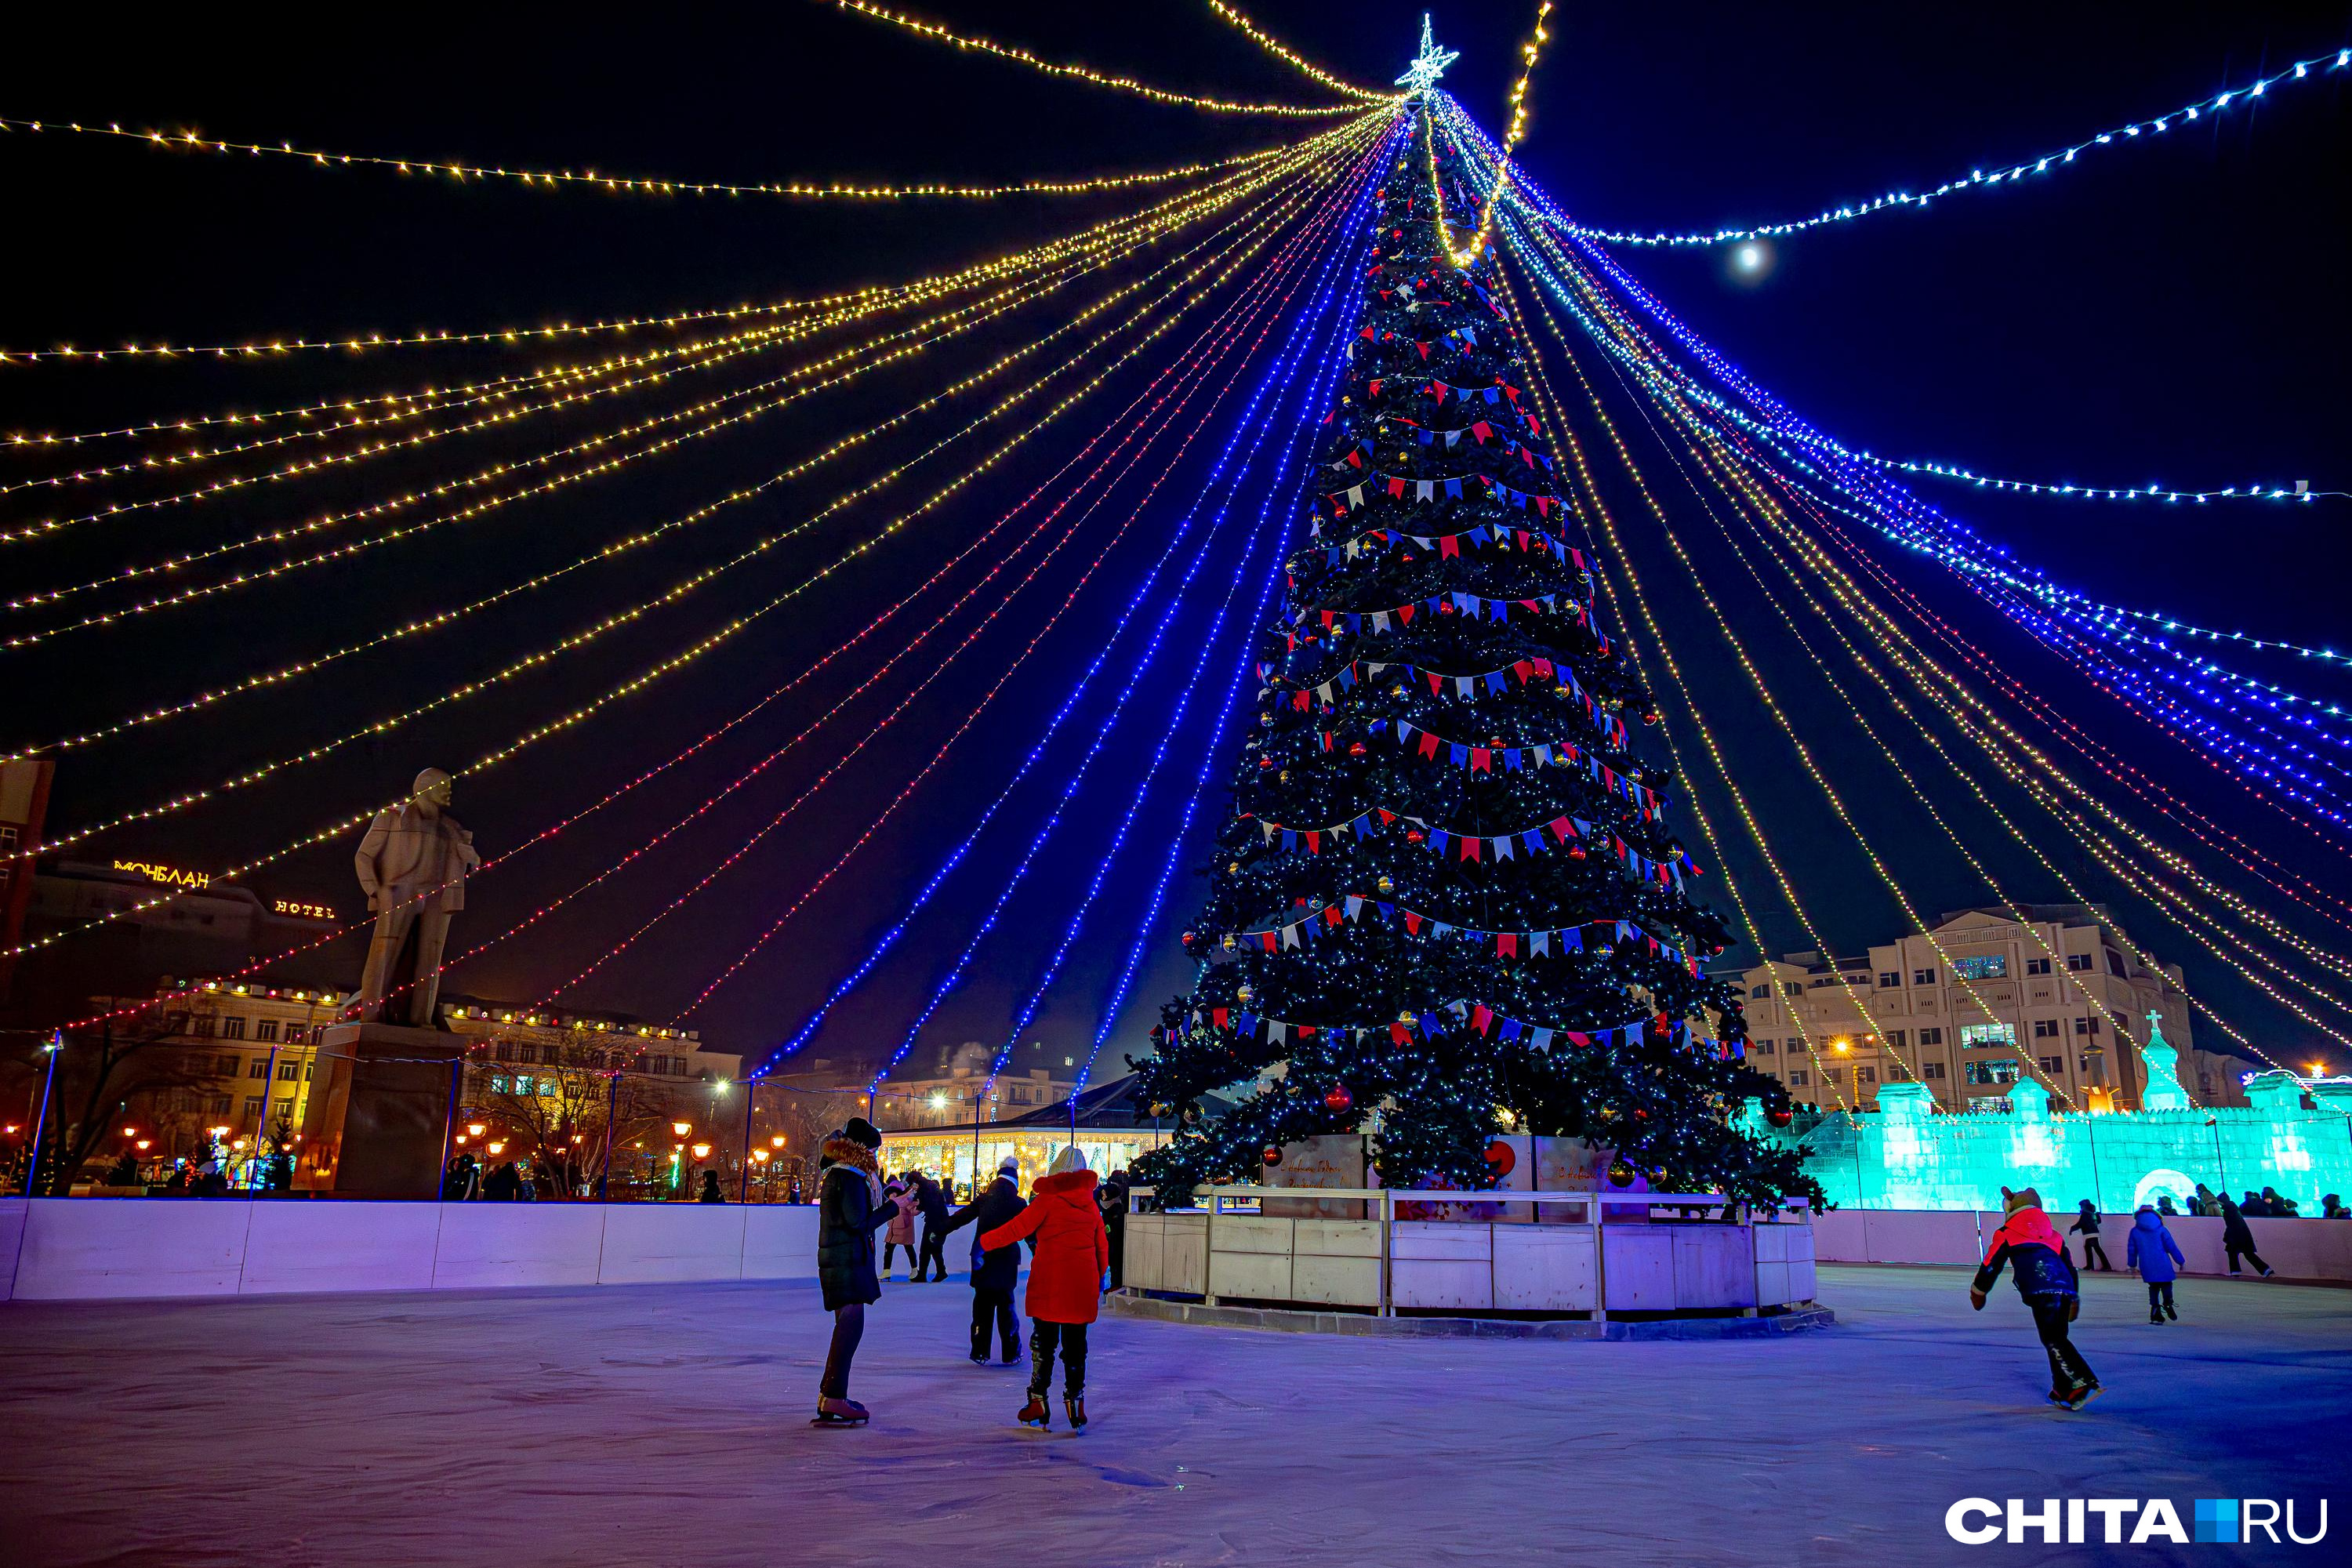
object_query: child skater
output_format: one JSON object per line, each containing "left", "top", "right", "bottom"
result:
{"left": 2126, "top": 1203, "right": 2186, "bottom": 1323}
{"left": 980, "top": 1145, "right": 1109, "bottom": 1432}
{"left": 1970, "top": 1185, "right": 2100, "bottom": 1410}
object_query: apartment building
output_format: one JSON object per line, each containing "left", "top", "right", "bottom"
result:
{"left": 1733, "top": 905, "right": 2249, "bottom": 1113}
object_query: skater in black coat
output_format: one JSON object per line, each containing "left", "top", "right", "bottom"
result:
{"left": 813, "top": 1118, "right": 896, "bottom": 1425}
{"left": 938, "top": 1156, "right": 1029, "bottom": 1364}
{"left": 912, "top": 1171, "right": 953, "bottom": 1282}
{"left": 2218, "top": 1193, "right": 2276, "bottom": 1277}
{"left": 2068, "top": 1200, "right": 2111, "bottom": 1271}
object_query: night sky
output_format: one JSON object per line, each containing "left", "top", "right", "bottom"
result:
{"left": 4, "top": 2, "right": 2347, "bottom": 1082}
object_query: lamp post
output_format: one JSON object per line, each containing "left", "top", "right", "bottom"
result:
{"left": 24, "top": 1032, "right": 62, "bottom": 1197}
{"left": 671, "top": 1121, "right": 692, "bottom": 1199}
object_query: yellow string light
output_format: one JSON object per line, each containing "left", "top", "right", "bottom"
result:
{"left": 1423, "top": 2, "right": 1552, "bottom": 267}
{"left": 0, "top": 122, "right": 1381, "bottom": 927}
{"left": 0, "top": 115, "right": 1378, "bottom": 370}
{"left": 4, "top": 126, "right": 1362, "bottom": 633}
{"left": 1518, "top": 207, "right": 2339, "bottom": 1080}
{"left": 0, "top": 111, "right": 1325, "bottom": 205}
{"left": 1488, "top": 251, "right": 1853, "bottom": 1112}
{"left": 1205, "top": 1, "right": 1396, "bottom": 103}
{"left": 832, "top": 0, "right": 1363, "bottom": 116}
{"left": 4, "top": 152, "right": 1332, "bottom": 767}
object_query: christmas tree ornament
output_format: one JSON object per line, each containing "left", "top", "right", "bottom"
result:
{"left": 1606, "top": 1160, "right": 1636, "bottom": 1188}
{"left": 1323, "top": 1082, "right": 1354, "bottom": 1113}
{"left": 1262, "top": 1144, "right": 1284, "bottom": 1167}
{"left": 1484, "top": 1139, "right": 1515, "bottom": 1176}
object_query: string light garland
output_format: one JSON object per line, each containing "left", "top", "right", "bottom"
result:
{"left": 1552, "top": 46, "right": 2352, "bottom": 247}
{"left": 831, "top": 0, "right": 1363, "bottom": 115}
{"left": 9, "top": 150, "right": 1353, "bottom": 876}
{"left": 1206, "top": 1, "right": 1396, "bottom": 103}
{"left": 1, "top": 129, "right": 1366, "bottom": 635}
{"left": 2, "top": 131, "right": 1380, "bottom": 958}
{"left": 1422, "top": 2, "right": 1552, "bottom": 268}
{"left": 1783, "top": 440, "right": 2337, "bottom": 506}
{"left": 1, "top": 168, "right": 1319, "bottom": 764}
{"left": 0, "top": 110, "right": 1330, "bottom": 205}
{"left": 0, "top": 115, "right": 1372, "bottom": 368}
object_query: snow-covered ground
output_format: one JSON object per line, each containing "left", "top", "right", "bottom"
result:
{"left": 3, "top": 1263, "right": 2347, "bottom": 1566}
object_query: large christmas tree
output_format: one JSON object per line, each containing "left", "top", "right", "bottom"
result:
{"left": 1130, "top": 106, "right": 1808, "bottom": 1208}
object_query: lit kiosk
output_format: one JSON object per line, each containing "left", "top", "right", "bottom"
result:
{"left": 298, "top": 768, "right": 481, "bottom": 1196}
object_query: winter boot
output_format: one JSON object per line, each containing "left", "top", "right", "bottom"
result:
{"left": 812, "top": 1396, "right": 869, "bottom": 1426}
{"left": 2163, "top": 1300, "right": 2178, "bottom": 1321}
{"left": 1064, "top": 1395, "right": 1087, "bottom": 1431}
{"left": 1017, "top": 1394, "right": 1051, "bottom": 1429}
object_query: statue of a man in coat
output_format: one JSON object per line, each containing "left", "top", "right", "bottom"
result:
{"left": 353, "top": 768, "right": 480, "bottom": 1026}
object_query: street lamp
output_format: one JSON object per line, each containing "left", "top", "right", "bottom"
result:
{"left": 691, "top": 1142, "right": 712, "bottom": 1160}
{"left": 486, "top": 1142, "right": 506, "bottom": 1157}
{"left": 467, "top": 1122, "right": 486, "bottom": 1138}
{"left": 672, "top": 1120, "right": 692, "bottom": 1138}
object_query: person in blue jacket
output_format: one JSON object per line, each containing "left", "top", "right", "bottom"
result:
{"left": 2125, "top": 1204, "right": 2186, "bottom": 1324}
{"left": 1971, "top": 1186, "right": 2100, "bottom": 1410}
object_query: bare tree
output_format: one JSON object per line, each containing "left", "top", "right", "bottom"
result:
{"left": 9, "top": 1018, "right": 216, "bottom": 1195}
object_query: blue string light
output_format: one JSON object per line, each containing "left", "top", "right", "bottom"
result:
{"left": 868, "top": 139, "right": 1385, "bottom": 1104}
{"left": 1533, "top": 48, "right": 2352, "bottom": 248}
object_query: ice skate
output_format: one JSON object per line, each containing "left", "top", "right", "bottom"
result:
{"left": 811, "top": 1396, "right": 869, "bottom": 1427}
{"left": 1017, "top": 1394, "right": 1051, "bottom": 1429}
{"left": 1064, "top": 1395, "right": 1087, "bottom": 1431}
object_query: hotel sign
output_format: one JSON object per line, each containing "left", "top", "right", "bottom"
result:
{"left": 113, "top": 858, "right": 209, "bottom": 889}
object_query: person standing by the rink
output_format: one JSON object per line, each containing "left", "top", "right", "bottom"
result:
{"left": 912, "top": 1169, "right": 953, "bottom": 1283}
{"left": 939, "top": 1155, "right": 1029, "bottom": 1365}
{"left": 812, "top": 1119, "right": 895, "bottom": 1427}
{"left": 2126, "top": 1204, "right": 2186, "bottom": 1323}
{"left": 1970, "top": 1186, "right": 2100, "bottom": 1410}
{"left": 2218, "top": 1192, "right": 2277, "bottom": 1277}
{"left": 982, "top": 1145, "right": 1109, "bottom": 1432}
{"left": 2068, "top": 1200, "right": 2111, "bottom": 1272}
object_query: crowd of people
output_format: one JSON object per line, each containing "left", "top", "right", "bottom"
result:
{"left": 809, "top": 1117, "right": 1131, "bottom": 1432}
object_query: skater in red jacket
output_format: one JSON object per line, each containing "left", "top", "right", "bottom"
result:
{"left": 980, "top": 1145, "right": 1111, "bottom": 1431}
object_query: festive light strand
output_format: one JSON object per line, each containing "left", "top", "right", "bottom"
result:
{"left": 0, "top": 161, "right": 1321, "bottom": 764}
{"left": 832, "top": 0, "right": 1363, "bottom": 115}
{"left": 0, "top": 131, "right": 1381, "bottom": 956}
{"left": 0, "top": 110, "right": 1323, "bottom": 205}
{"left": 2, "top": 127, "right": 1363, "bottom": 637}
{"left": 768, "top": 132, "right": 1385, "bottom": 1076}
{"left": 1421, "top": 2, "right": 1552, "bottom": 268}
{"left": 1206, "top": 1, "right": 1396, "bottom": 103}
{"left": 0, "top": 114, "right": 1373, "bottom": 368}
{"left": 1552, "top": 47, "right": 2352, "bottom": 246}
{"left": 1784, "top": 440, "right": 2339, "bottom": 507}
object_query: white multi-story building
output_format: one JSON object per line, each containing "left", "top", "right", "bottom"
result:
{"left": 1733, "top": 905, "right": 2249, "bottom": 1113}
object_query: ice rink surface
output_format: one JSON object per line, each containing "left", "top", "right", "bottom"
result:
{"left": 5, "top": 1263, "right": 2347, "bottom": 1566}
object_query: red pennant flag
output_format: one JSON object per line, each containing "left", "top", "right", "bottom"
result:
{"left": 1497, "top": 934, "right": 1519, "bottom": 958}
{"left": 1534, "top": 496, "right": 1553, "bottom": 519}
{"left": 1397, "top": 601, "right": 1416, "bottom": 624}
{"left": 1461, "top": 837, "right": 1483, "bottom": 863}
{"left": 1376, "top": 809, "right": 1398, "bottom": 824}
{"left": 1511, "top": 659, "right": 1536, "bottom": 683}
{"left": 1212, "top": 1007, "right": 1229, "bottom": 1029}
{"left": 1416, "top": 342, "right": 1431, "bottom": 361}
{"left": 1470, "top": 421, "right": 1493, "bottom": 444}
{"left": 1345, "top": 450, "right": 1363, "bottom": 470}
{"left": 1360, "top": 326, "right": 1377, "bottom": 341}
{"left": 1470, "top": 747, "right": 1492, "bottom": 772}
{"left": 1403, "top": 912, "right": 1423, "bottom": 936}
{"left": 1425, "top": 671, "right": 1444, "bottom": 695}
{"left": 1386, "top": 477, "right": 1406, "bottom": 499}
{"left": 1368, "top": 378, "right": 1384, "bottom": 397}
{"left": 1547, "top": 817, "right": 1573, "bottom": 842}
{"left": 1472, "top": 1004, "right": 1495, "bottom": 1034}
{"left": 1391, "top": 1022, "right": 1412, "bottom": 1045}
{"left": 1305, "top": 831, "right": 1321, "bottom": 855}
{"left": 1520, "top": 446, "right": 1535, "bottom": 468}
{"left": 1417, "top": 731, "right": 1441, "bottom": 759}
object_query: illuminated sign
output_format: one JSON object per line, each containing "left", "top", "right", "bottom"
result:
{"left": 273, "top": 899, "right": 334, "bottom": 920}
{"left": 113, "top": 859, "right": 209, "bottom": 889}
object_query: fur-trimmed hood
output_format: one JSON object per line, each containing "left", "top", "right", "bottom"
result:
{"left": 822, "top": 1138, "right": 884, "bottom": 1204}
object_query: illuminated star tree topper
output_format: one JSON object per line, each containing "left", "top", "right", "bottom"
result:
{"left": 1396, "top": 13, "right": 1459, "bottom": 96}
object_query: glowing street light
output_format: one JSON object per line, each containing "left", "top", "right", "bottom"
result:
{"left": 486, "top": 1142, "right": 506, "bottom": 1156}
{"left": 691, "top": 1142, "right": 712, "bottom": 1160}
{"left": 769, "top": 1134, "right": 786, "bottom": 1149}
{"left": 466, "top": 1122, "right": 487, "bottom": 1138}
{"left": 672, "top": 1120, "right": 693, "bottom": 1138}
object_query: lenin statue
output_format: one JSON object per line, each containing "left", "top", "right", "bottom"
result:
{"left": 353, "top": 768, "right": 480, "bottom": 1026}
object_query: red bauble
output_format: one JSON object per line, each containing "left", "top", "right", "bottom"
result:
{"left": 1484, "top": 1139, "right": 1516, "bottom": 1176}
{"left": 1262, "top": 1145, "right": 1284, "bottom": 1167}
{"left": 1348, "top": 741, "right": 1368, "bottom": 758}
{"left": 1566, "top": 844, "right": 1588, "bottom": 861}
{"left": 1766, "top": 1107, "right": 1795, "bottom": 1129}
{"left": 1323, "top": 1083, "right": 1354, "bottom": 1114}
{"left": 1632, "top": 1108, "right": 1650, "bottom": 1122}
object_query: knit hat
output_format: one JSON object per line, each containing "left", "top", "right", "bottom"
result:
{"left": 2004, "top": 1186, "right": 2042, "bottom": 1215}
{"left": 844, "top": 1116, "right": 882, "bottom": 1151}
{"left": 996, "top": 1155, "right": 1020, "bottom": 1178}
{"left": 1048, "top": 1145, "right": 1089, "bottom": 1177}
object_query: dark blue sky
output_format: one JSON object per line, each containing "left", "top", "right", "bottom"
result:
{"left": 2, "top": 2, "right": 2344, "bottom": 1078}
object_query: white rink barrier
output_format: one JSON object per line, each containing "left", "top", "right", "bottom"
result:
{"left": 0, "top": 1197, "right": 819, "bottom": 1302}
{"left": 1810, "top": 1206, "right": 2352, "bottom": 1283}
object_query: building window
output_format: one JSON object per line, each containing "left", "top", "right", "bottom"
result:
{"left": 1750, "top": 1038, "right": 1773, "bottom": 1054}
{"left": 254, "top": 1019, "right": 278, "bottom": 1043}
{"left": 1821, "top": 1067, "right": 1842, "bottom": 1084}
{"left": 2026, "top": 957, "right": 2052, "bottom": 976}
{"left": 513, "top": 1075, "right": 534, "bottom": 1096}
{"left": 162, "top": 1011, "right": 191, "bottom": 1035}
{"left": 209, "top": 1094, "right": 231, "bottom": 1116}
{"left": 1951, "top": 954, "right": 2008, "bottom": 981}
{"left": 248, "top": 1058, "right": 270, "bottom": 1080}
{"left": 2074, "top": 1016, "right": 2102, "bottom": 1036}
{"left": 489, "top": 1074, "right": 510, "bottom": 1094}
{"left": 2106, "top": 951, "right": 2129, "bottom": 978}
{"left": 2039, "top": 1056, "right": 2064, "bottom": 1076}
{"left": 277, "top": 1061, "right": 299, "bottom": 1081}
{"left": 222, "top": 1016, "right": 248, "bottom": 1040}
{"left": 1912, "top": 967, "right": 1936, "bottom": 985}
{"left": 1854, "top": 1066, "right": 1877, "bottom": 1084}
{"left": 1788, "top": 1071, "right": 1808, "bottom": 1087}
{"left": 2066, "top": 953, "right": 2092, "bottom": 972}
{"left": 1917, "top": 1028, "right": 1943, "bottom": 1046}
{"left": 1877, "top": 972, "right": 1900, "bottom": 989}
{"left": 1922, "top": 1062, "right": 1946, "bottom": 1080}
{"left": 1750, "top": 985, "right": 1769, "bottom": 999}
{"left": 1965, "top": 1058, "right": 2021, "bottom": 1086}
{"left": 214, "top": 1053, "right": 240, "bottom": 1077}
{"left": 2032, "top": 1019, "right": 2061, "bottom": 1039}
{"left": 242, "top": 1096, "right": 263, "bottom": 1120}
{"left": 494, "top": 1042, "right": 515, "bottom": 1063}
{"left": 1885, "top": 1029, "right": 1907, "bottom": 1048}
{"left": 1958, "top": 1022, "right": 2015, "bottom": 1050}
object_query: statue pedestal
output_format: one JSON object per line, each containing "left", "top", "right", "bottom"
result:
{"left": 298, "top": 1022, "right": 466, "bottom": 1198}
